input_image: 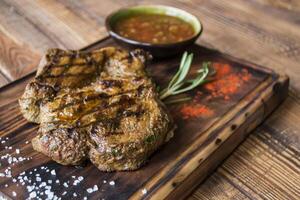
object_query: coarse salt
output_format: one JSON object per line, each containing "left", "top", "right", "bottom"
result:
{"left": 93, "top": 185, "right": 98, "bottom": 191}
{"left": 86, "top": 188, "right": 93, "bottom": 193}
{"left": 142, "top": 188, "right": 148, "bottom": 195}
{"left": 50, "top": 169, "right": 56, "bottom": 176}
{"left": 109, "top": 181, "right": 115, "bottom": 186}
{"left": 29, "top": 191, "right": 37, "bottom": 198}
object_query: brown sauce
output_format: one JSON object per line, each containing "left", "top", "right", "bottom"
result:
{"left": 114, "top": 13, "right": 195, "bottom": 44}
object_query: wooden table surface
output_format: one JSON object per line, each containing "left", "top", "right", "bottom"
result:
{"left": 0, "top": 0, "right": 299, "bottom": 199}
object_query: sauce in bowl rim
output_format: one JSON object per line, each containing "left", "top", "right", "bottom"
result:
{"left": 106, "top": 5, "right": 202, "bottom": 47}
{"left": 113, "top": 13, "right": 196, "bottom": 44}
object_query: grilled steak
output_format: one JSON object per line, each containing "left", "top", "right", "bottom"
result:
{"left": 19, "top": 47, "right": 175, "bottom": 171}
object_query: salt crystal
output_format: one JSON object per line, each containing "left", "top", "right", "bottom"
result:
{"left": 27, "top": 185, "right": 35, "bottom": 192}
{"left": 62, "top": 191, "right": 67, "bottom": 196}
{"left": 63, "top": 182, "right": 68, "bottom": 188}
{"left": 50, "top": 169, "right": 56, "bottom": 176}
{"left": 12, "top": 191, "right": 17, "bottom": 197}
{"left": 20, "top": 171, "right": 25, "bottom": 175}
{"left": 109, "top": 181, "right": 115, "bottom": 186}
{"left": 103, "top": 180, "right": 107, "bottom": 183}
{"left": 48, "top": 180, "right": 52, "bottom": 184}
{"left": 0, "top": 173, "right": 4, "bottom": 177}
{"left": 93, "top": 185, "right": 98, "bottom": 191}
{"left": 36, "top": 177, "right": 41, "bottom": 182}
{"left": 40, "top": 182, "right": 46, "bottom": 187}
{"left": 142, "top": 188, "right": 148, "bottom": 195}
{"left": 12, "top": 178, "right": 17, "bottom": 183}
{"left": 73, "top": 180, "right": 79, "bottom": 186}
{"left": 55, "top": 180, "right": 60, "bottom": 184}
{"left": 83, "top": 197, "right": 87, "bottom": 200}
{"left": 72, "top": 175, "right": 75, "bottom": 179}
{"left": 8, "top": 146, "right": 12, "bottom": 150}
{"left": 78, "top": 176, "right": 84, "bottom": 181}
{"left": 45, "top": 185, "right": 51, "bottom": 190}
{"left": 4, "top": 184, "right": 8, "bottom": 187}
{"left": 16, "top": 149, "right": 20, "bottom": 154}
{"left": 73, "top": 193, "right": 77, "bottom": 197}
{"left": 87, "top": 188, "right": 93, "bottom": 193}
{"left": 29, "top": 191, "right": 37, "bottom": 198}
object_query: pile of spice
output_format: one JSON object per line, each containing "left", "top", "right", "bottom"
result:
{"left": 179, "top": 62, "right": 252, "bottom": 119}
{"left": 180, "top": 104, "right": 213, "bottom": 119}
{"left": 204, "top": 63, "right": 252, "bottom": 100}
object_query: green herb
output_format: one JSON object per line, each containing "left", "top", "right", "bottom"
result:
{"left": 144, "top": 135, "right": 157, "bottom": 144}
{"left": 164, "top": 96, "right": 192, "bottom": 104}
{"left": 159, "top": 52, "right": 211, "bottom": 100}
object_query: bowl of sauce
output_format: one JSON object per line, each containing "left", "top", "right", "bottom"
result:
{"left": 106, "top": 5, "right": 202, "bottom": 57}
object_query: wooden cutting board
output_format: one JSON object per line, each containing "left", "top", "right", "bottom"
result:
{"left": 0, "top": 37, "right": 289, "bottom": 200}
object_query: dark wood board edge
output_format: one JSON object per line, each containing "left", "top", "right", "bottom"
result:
{"left": 154, "top": 75, "right": 288, "bottom": 200}
{"left": 128, "top": 74, "right": 289, "bottom": 200}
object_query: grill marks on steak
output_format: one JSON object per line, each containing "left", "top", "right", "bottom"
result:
{"left": 19, "top": 47, "right": 174, "bottom": 171}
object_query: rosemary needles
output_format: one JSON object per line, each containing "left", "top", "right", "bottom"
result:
{"left": 159, "top": 52, "right": 211, "bottom": 100}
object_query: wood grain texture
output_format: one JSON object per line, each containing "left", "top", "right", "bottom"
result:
{"left": 0, "top": 0, "right": 107, "bottom": 82}
{"left": 0, "top": 38, "right": 289, "bottom": 199}
{"left": 0, "top": 0, "right": 299, "bottom": 199}
{"left": 0, "top": 72, "right": 9, "bottom": 88}
{"left": 190, "top": 94, "right": 300, "bottom": 200}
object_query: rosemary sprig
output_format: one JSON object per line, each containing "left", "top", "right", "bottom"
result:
{"left": 159, "top": 52, "right": 211, "bottom": 100}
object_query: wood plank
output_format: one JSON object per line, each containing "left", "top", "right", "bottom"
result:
{"left": 0, "top": 72, "right": 9, "bottom": 88}
{"left": 0, "top": 29, "right": 40, "bottom": 81}
{"left": 255, "top": 0, "right": 300, "bottom": 13}
{"left": 3, "top": 0, "right": 107, "bottom": 49}
{"left": 0, "top": 0, "right": 108, "bottom": 85}
{"left": 0, "top": 1, "right": 299, "bottom": 199}
{"left": 0, "top": 38, "right": 289, "bottom": 199}
{"left": 190, "top": 94, "right": 300, "bottom": 200}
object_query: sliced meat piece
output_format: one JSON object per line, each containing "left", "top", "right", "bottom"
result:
{"left": 19, "top": 47, "right": 175, "bottom": 171}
